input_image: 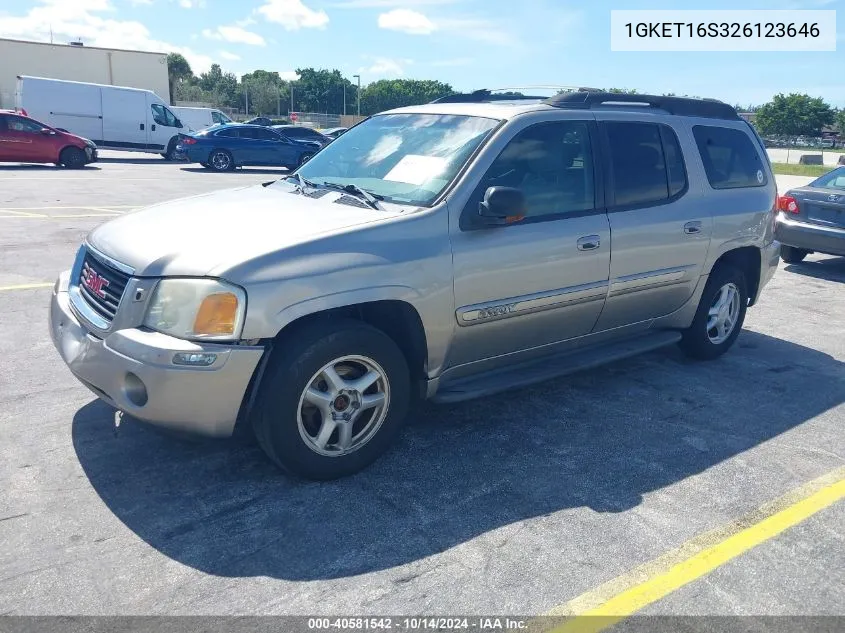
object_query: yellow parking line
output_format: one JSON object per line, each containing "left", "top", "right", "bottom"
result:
{"left": 0, "top": 282, "right": 54, "bottom": 292}
{"left": 0, "top": 209, "right": 48, "bottom": 217}
{"left": 541, "top": 466, "right": 845, "bottom": 633}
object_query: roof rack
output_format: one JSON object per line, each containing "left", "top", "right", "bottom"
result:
{"left": 545, "top": 91, "right": 739, "bottom": 120}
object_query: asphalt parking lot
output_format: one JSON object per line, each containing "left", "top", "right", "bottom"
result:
{"left": 0, "top": 153, "right": 843, "bottom": 625}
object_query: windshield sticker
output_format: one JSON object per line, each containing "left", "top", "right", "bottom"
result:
{"left": 384, "top": 155, "right": 448, "bottom": 185}
{"left": 756, "top": 170, "right": 764, "bottom": 184}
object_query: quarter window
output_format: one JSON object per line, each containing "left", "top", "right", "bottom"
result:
{"left": 693, "top": 125, "right": 767, "bottom": 189}
{"left": 466, "top": 121, "right": 596, "bottom": 223}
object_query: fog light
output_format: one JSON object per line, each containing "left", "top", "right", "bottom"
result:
{"left": 124, "top": 372, "right": 148, "bottom": 407}
{"left": 172, "top": 352, "right": 217, "bottom": 366}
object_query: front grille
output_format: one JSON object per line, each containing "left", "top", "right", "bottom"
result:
{"left": 77, "top": 250, "right": 130, "bottom": 322}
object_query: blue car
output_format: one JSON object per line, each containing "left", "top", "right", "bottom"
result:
{"left": 175, "top": 123, "right": 321, "bottom": 172}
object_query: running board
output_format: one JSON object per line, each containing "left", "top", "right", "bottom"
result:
{"left": 432, "top": 330, "right": 682, "bottom": 404}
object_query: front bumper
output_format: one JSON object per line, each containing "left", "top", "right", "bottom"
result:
{"left": 85, "top": 146, "right": 98, "bottom": 163}
{"left": 49, "top": 272, "right": 265, "bottom": 437}
{"left": 775, "top": 215, "right": 845, "bottom": 257}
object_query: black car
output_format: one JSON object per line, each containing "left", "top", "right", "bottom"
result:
{"left": 775, "top": 166, "right": 845, "bottom": 263}
{"left": 244, "top": 117, "right": 273, "bottom": 127}
{"left": 272, "top": 124, "right": 331, "bottom": 147}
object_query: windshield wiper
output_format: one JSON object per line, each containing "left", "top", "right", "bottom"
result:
{"left": 286, "top": 172, "right": 317, "bottom": 192}
{"left": 320, "top": 181, "right": 383, "bottom": 210}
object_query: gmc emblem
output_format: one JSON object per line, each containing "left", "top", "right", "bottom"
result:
{"left": 81, "top": 267, "right": 110, "bottom": 299}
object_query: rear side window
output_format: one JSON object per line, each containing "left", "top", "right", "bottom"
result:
{"left": 215, "top": 128, "right": 240, "bottom": 138}
{"left": 693, "top": 125, "right": 767, "bottom": 189}
{"left": 605, "top": 122, "right": 687, "bottom": 207}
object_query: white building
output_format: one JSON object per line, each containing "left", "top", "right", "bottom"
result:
{"left": 0, "top": 38, "right": 170, "bottom": 109}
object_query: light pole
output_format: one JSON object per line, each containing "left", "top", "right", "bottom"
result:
{"left": 290, "top": 82, "right": 294, "bottom": 116}
{"left": 343, "top": 83, "right": 346, "bottom": 116}
{"left": 353, "top": 74, "right": 361, "bottom": 117}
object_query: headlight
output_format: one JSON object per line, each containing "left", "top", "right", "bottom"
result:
{"left": 143, "top": 278, "right": 246, "bottom": 341}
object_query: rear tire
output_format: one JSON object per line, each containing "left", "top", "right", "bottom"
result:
{"left": 252, "top": 319, "right": 410, "bottom": 480}
{"left": 59, "top": 146, "right": 86, "bottom": 169}
{"left": 780, "top": 245, "right": 809, "bottom": 264}
{"left": 208, "top": 149, "right": 234, "bottom": 172}
{"left": 679, "top": 264, "right": 748, "bottom": 361}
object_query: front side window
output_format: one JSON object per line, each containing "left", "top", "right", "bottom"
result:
{"left": 7, "top": 116, "right": 44, "bottom": 133}
{"left": 211, "top": 111, "right": 230, "bottom": 124}
{"left": 464, "top": 120, "right": 596, "bottom": 223}
{"left": 151, "top": 104, "right": 179, "bottom": 127}
{"left": 292, "top": 113, "right": 500, "bottom": 206}
{"left": 693, "top": 125, "right": 767, "bottom": 189}
{"left": 214, "top": 127, "right": 240, "bottom": 138}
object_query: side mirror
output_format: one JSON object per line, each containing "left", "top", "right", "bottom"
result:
{"left": 175, "top": 119, "right": 183, "bottom": 129}
{"left": 478, "top": 186, "right": 526, "bottom": 225}
{"left": 40, "top": 128, "right": 56, "bottom": 135}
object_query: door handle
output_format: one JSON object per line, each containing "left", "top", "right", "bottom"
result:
{"left": 684, "top": 221, "right": 702, "bottom": 234}
{"left": 577, "top": 235, "right": 601, "bottom": 251}
{"left": 139, "top": 123, "right": 145, "bottom": 131}
{"left": 151, "top": 124, "right": 156, "bottom": 131}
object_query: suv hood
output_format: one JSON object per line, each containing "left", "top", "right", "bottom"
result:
{"left": 87, "top": 182, "right": 408, "bottom": 278}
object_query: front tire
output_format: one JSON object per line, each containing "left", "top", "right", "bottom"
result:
{"left": 208, "top": 149, "right": 234, "bottom": 172}
{"left": 252, "top": 319, "right": 410, "bottom": 480}
{"left": 780, "top": 245, "right": 809, "bottom": 264}
{"left": 163, "top": 137, "right": 178, "bottom": 160}
{"left": 59, "top": 147, "right": 86, "bottom": 169}
{"left": 679, "top": 264, "right": 748, "bottom": 361}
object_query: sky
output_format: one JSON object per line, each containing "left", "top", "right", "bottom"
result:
{"left": 0, "top": 0, "right": 842, "bottom": 107}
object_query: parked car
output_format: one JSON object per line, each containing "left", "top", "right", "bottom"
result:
{"left": 170, "top": 106, "right": 232, "bottom": 133}
{"left": 775, "top": 165, "right": 845, "bottom": 263}
{"left": 174, "top": 123, "right": 321, "bottom": 171}
{"left": 272, "top": 124, "right": 332, "bottom": 147}
{"left": 319, "top": 127, "right": 348, "bottom": 140}
{"left": 17, "top": 76, "right": 184, "bottom": 159}
{"left": 0, "top": 109, "right": 97, "bottom": 168}
{"left": 50, "top": 91, "right": 779, "bottom": 480}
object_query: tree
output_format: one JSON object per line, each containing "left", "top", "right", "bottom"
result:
{"left": 755, "top": 93, "right": 834, "bottom": 136}
{"left": 166, "top": 53, "right": 193, "bottom": 103}
{"left": 835, "top": 109, "right": 845, "bottom": 135}
{"left": 359, "top": 79, "right": 453, "bottom": 115}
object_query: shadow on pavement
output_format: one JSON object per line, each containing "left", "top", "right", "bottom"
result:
{"left": 0, "top": 164, "right": 101, "bottom": 171}
{"left": 784, "top": 256, "right": 845, "bottom": 283}
{"left": 180, "top": 167, "right": 290, "bottom": 175}
{"left": 73, "top": 329, "right": 845, "bottom": 581}
{"left": 96, "top": 157, "right": 174, "bottom": 165}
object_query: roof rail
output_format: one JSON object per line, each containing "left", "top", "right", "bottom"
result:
{"left": 429, "top": 89, "right": 549, "bottom": 104}
{"left": 544, "top": 91, "right": 739, "bottom": 120}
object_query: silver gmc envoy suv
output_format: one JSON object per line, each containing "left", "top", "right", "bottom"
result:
{"left": 50, "top": 90, "right": 780, "bottom": 480}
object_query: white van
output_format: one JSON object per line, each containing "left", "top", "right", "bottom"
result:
{"left": 16, "top": 75, "right": 185, "bottom": 159}
{"left": 170, "top": 106, "right": 232, "bottom": 133}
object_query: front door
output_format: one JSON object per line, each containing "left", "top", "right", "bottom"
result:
{"left": 591, "top": 118, "right": 712, "bottom": 331}
{"left": 148, "top": 102, "right": 182, "bottom": 152}
{"left": 102, "top": 89, "right": 148, "bottom": 150}
{"left": 447, "top": 118, "right": 611, "bottom": 372}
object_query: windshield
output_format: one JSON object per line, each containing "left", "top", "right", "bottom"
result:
{"left": 293, "top": 113, "right": 501, "bottom": 206}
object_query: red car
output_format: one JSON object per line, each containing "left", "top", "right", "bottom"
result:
{"left": 0, "top": 109, "right": 97, "bottom": 168}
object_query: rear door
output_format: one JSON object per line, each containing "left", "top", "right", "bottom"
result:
{"left": 591, "top": 117, "right": 712, "bottom": 331}
{"left": 101, "top": 88, "right": 147, "bottom": 150}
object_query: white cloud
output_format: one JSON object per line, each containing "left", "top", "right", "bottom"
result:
{"left": 0, "top": 0, "right": 214, "bottom": 73}
{"left": 333, "top": 0, "right": 454, "bottom": 6}
{"left": 202, "top": 25, "right": 266, "bottom": 46}
{"left": 378, "top": 8, "right": 436, "bottom": 34}
{"left": 236, "top": 17, "right": 258, "bottom": 27}
{"left": 219, "top": 50, "right": 241, "bottom": 61}
{"left": 177, "top": 0, "right": 206, "bottom": 7}
{"left": 279, "top": 70, "right": 300, "bottom": 81}
{"left": 130, "top": 0, "right": 153, "bottom": 5}
{"left": 436, "top": 17, "right": 515, "bottom": 45}
{"left": 359, "top": 56, "right": 411, "bottom": 77}
{"left": 256, "top": 0, "right": 329, "bottom": 30}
